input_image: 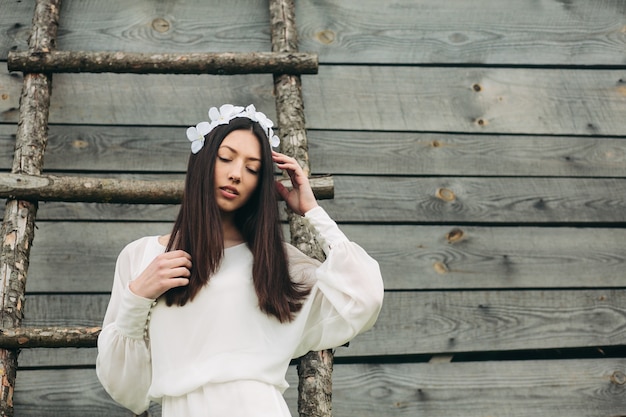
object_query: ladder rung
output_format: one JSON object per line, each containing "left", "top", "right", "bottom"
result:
{"left": 0, "top": 173, "right": 334, "bottom": 203}
{"left": 8, "top": 51, "right": 319, "bottom": 75}
{"left": 0, "top": 326, "right": 99, "bottom": 349}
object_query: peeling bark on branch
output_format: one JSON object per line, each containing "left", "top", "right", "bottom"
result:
{"left": 0, "top": 1, "right": 60, "bottom": 415}
{"left": 270, "top": 1, "right": 334, "bottom": 416}
{"left": 297, "top": 350, "right": 334, "bottom": 417}
{"left": 0, "top": 173, "right": 333, "bottom": 204}
{"left": 0, "top": 327, "right": 100, "bottom": 349}
{"left": 8, "top": 51, "right": 318, "bottom": 75}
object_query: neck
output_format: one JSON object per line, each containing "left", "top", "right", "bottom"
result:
{"left": 221, "top": 212, "right": 244, "bottom": 248}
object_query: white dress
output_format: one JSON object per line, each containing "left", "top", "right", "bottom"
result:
{"left": 96, "top": 206, "right": 384, "bottom": 416}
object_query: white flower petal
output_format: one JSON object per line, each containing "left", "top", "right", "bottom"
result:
{"left": 208, "top": 107, "right": 220, "bottom": 122}
{"left": 191, "top": 139, "right": 204, "bottom": 154}
{"left": 270, "top": 135, "right": 280, "bottom": 148}
{"left": 186, "top": 126, "right": 199, "bottom": 142}
{"left": 196, "top": 121, "right": 212, "bottom": 136}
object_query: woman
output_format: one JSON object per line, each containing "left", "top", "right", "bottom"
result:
{"left": 96, "top": 104, "right": 384, "bottom": 416}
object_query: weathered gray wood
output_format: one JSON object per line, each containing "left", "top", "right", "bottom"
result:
{"left": 13, "top": 359, "right": 626, "bottom": 416}
{"left": 18, "top": 348, "right": 96, "bottom": 368}
{"left": 295, "top": 0, "right": 626, "bottom": 66}
{"left": 21, "top": 290, "right": 626, "bottom": 355}
{"left": 304, "top": 131, "right": 626, "bottom": 178}
{"left": 316, "top": 176, "right": 626, "bottom": 224}
{"left": 301, "top": 66, "right": 626, "bottom": 135}
{"left": 4, "top": 0, "right": 625, "bottom": 66}
{"left": 5, "top": 125, "right": 626, "bottom": 178}
{"left": 327, "top": 359, "right": 626, "bottom": 417}
{"left": 53, "top": 0, "right": 273, "bottom": 54}
{"left": 3, "top": 65, "right": 625, "bottom": 136}
{"left": 0, "top": 0, "right": 36, "bottom": 59}
{"left": 0, "top": 173, "right": 333, "bottom": 203}
{"left": 8, "top": 51, "right": 318, "bottom": 74}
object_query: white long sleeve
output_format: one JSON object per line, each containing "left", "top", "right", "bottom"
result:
{"left": 291, "top": 206, "right": 384, "bottom": 356}
{"left": 96, "top": 238, "right": 159, "bottom": 415}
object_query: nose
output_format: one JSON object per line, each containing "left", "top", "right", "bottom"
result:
{"left": 228, "top": 164, "right": 242, "bottom": 183}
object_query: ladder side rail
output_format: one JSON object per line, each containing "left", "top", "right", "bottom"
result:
{"left": 0, "top": 0, "right": 61, "bottom": 415}
{"left": 269, "top": 1, "right": 334, "bottom": 416}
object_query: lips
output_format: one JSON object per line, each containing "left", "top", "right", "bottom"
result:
{"left": 219, "top": 186, "right": 239, "bottom": 197}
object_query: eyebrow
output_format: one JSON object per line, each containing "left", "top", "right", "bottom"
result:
{"left": 219, "top": 145, "right": 261, "bottom": 162}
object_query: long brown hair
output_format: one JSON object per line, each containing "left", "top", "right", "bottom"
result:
{"left": 165, "top": 117, "right": 310, "bottom": 322}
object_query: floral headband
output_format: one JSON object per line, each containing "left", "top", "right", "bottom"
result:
{"left": 186, "top": 104, "right": 280, "bottom": 154}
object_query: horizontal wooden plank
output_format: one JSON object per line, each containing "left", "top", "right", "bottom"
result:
{"left": 302, "top": 66, "right": 626, "bottom": 135}
{"left": 26, "top": 223, "right": 626, "bottom": 292}
{"left": 56, "top": 0, "right": 273, "bottom": 54}
{"left": 14, "top": 359, "right": 626, "bottom": 416}
{"left": 21, "top": 290, "right": 626, "bottom": 356}
{"left": 4, "top": 0, "right": 625, "bottom": 66}
{"left": 308, "top": 131, "right": 626, "bottom": 178}
{"left": 296, "top": 0, "right": 626, "bottom": 66}
{"left": 15, "top": 176, "right": 626, "bottom": 223}
{"left": 320, "top": 176, "right": 626, "bottom": 223}
{"left": 326, "top": 359, "right": 626, "bottom": 417}
{"left": 0, "top": 0, "right": 34, "bottom": 59}
{"left": 18, "top": 348, "right": 96, "bottom": 368}
{"left": 3, "top": 124, "right": 625, "bottom": 177}
{"left": 2, "top": 65, "right": 625, "bottom": 136}
{"left": 353, "top": 290, "right": 626, "bottom": 356}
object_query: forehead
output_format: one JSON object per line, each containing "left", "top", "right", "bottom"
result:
{"left": 219, "top": 129, "right": 262, "bottom": 160}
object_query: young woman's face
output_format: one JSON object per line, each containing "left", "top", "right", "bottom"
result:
{"left": 214, "top": 129, "right": 262, "bottom": 214}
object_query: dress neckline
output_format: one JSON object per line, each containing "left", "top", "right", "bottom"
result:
{"left": 153, "top": 236, "right": 246, "bottom": 251}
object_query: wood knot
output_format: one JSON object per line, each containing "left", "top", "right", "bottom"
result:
{"left": 72, "top": 139, "right": 89, "bottom": 149}
{"left": 446, "top": 228, "right": 465, "bottom": 243}
{"left": 476, "top": 118, "right": 488, "bottom": 127}
{"left": 315, "top": 30, "right": 335, "bottom": 45}
{"left": 152, "top": 18, "right": 171, "bottom": 33}
{"left": 610, "top": 371, "right": 626, "bottom": 385}
{"left": 431, "top": 140, "right": 441, "bottom": 148}
{"left": 436, "top": 187, "right": 455, "bottom": 202}
{"left": 472, "top": 84, "right": 482, "bottom": 92}
{"left": 433, "top": 261, "right": 449, "bottom": 274}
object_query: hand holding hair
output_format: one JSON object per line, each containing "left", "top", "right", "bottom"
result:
{"left": 129, "top": 250, "right": 192, "bottom": 299}
{"left": 273, "top": 151, "right": 319, "bottom": 216}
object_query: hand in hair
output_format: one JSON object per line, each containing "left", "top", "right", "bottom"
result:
{"left": 129, "top": 250, "right": 192, "bottom": 299}
{"left": 273, "top": 151, "right": 319, "bottom": 216}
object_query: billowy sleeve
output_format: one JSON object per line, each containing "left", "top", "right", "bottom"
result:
{"left": 96, "top": 241, "right": 155, "bottom": 415}
{"left": 290, "top": 206, "right": 384, "bottom": 356}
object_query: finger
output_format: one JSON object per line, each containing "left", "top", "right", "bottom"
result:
{"left": 169, "top": 266, "right": 191, "bottom": 278}
{"left": 166, "top": 250, "right": 192, "bottom": 260}
{"left": 275, "top": 181, "right": 289, "bottom": 201}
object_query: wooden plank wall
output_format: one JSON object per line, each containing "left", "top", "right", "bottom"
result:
{"left": 1, "top": 0, "right": 626, "bottom": 415}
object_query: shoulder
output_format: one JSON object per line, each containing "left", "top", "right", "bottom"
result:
{"left": 117, "top": 235, "right": 164, "bottom": 268}
{"left": 120, "top": 235, "right": 162, "bottom": 255}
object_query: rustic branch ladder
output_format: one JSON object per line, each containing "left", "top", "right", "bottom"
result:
{"left": 0, "top": 0, "right": 334, "bottom": 416}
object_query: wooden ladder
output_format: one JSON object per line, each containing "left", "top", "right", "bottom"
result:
{"left": 0, "top": 0, "right": 334, "bottom": 416}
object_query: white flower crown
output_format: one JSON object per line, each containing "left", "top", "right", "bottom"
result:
{"left": 186, "top": 104, "right": 280, "bottom": 154}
